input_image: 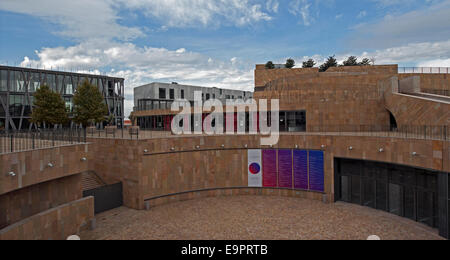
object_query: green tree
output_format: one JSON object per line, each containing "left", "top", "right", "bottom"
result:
{"left": 265, "top": 61, "right": 275, "bottom": 69}
{"left": 319, "top": 56, "right": 338, "bottom": 72}
{"left": 285, "top": 58, "right": 295, "bottom": 69}
{"left": 302, "top": 59, "right": 316, "bottom": 68}
{"left": 359, "top": 58, "right": 371, "bottom": 66}
{"left": 30, "top": 84, "right": 68, "bottom": 128}
{"left": 73, "top": 79, "right": 108, "bottom": 127}
{"left": 343, "top": 56, "right": 359, "bottom": 66}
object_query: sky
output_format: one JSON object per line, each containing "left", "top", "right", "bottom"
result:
{"left": 0, "top": 0, "right": 449, "bottom": 118}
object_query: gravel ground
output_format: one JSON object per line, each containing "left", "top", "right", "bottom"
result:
{"left": 80, "top": 196, "right": 444, "bottom": 240}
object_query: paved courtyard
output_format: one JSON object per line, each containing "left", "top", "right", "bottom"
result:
{"left": 80, "top": 196, "right": 444, "bottom": 240}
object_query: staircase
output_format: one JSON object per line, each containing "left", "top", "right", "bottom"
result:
{"left": 81, "top": 172, "right": 106, "bottom": 192}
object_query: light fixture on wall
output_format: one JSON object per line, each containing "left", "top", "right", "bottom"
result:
{"left": 244, "top": 144, "right": 248, "bottom": 148}
{"left": 47, "top": 163, "right": 54, "bottom": 168}
{"left": 412, "top": 152, "right": 418, "bottom": 156}
{"left": 7, "top": 172, "right": 16, "bottom": 177}
{"left": 144, "top": 149, "right": 149, "bottom": 153}
{"left": 321, "top": 145, "right": 326, "bottom": 149}
{"left": 170, "top": 147, "right": 175, "bottom": 151}
{"left": 379, "top": 148, "right": 384, "bottom": 153}
{"left": 349, "top": 146, "right": 354, "bottom": 151}
{"left": 221, "top": 144, "right": 225, "bottom": 148}
{"left": 196, "top": 145, "right": 200, "bottom": 149}
{"left": 81, "top": 157, "right": 87, "bottom": 162}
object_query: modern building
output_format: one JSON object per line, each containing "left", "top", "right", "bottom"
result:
{"left": 133, "top": 82, "right": 252, "bottom": 130}
{"left": 0, "top": 66, "right": 125, "bottom": 131}
{"left": 134, "top": 82, "right": 252, "bottom": 111}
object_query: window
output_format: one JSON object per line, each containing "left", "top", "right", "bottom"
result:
{"left": 181, "top": 89, "right": 185, "bottom": 99}
{"left": 206, "top": 93, "right": 210, "bottom": 100}
{"left": 0, "top": 70, "right": 7, "bottom": 91}
{"left": 170, "top": 89, "right": 175, "bottom": 99}
{"left": 159, "top": 88, "right": 166, "bottom": 99}
{"left": 9, "top": 95, "right": 23, "bottom": 117}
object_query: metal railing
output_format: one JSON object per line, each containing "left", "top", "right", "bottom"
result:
{"left": 306, "top": 125, "right": 449, "bottom": 141}
{"left": 0, "top": 128, "right": 87, "bottom": 154}
{"left": 86, "top": 125, "right": 449, "bottom": 141}
{"left": 398, "top": 67, "right": 450, "bottom": 74}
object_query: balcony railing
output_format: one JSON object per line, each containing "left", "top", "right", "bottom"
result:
{"left": 0, "top": 129, "right": 87, "bottom": 154}
{"left": 398, "top": 67, "right": 450, "bottom": 74}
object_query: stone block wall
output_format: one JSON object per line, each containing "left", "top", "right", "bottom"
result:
{"left": 0, "top": 196, "right": 94, "bottom": 240}
{"left": 0, "top": 174, "right": 82, "bottom": 229}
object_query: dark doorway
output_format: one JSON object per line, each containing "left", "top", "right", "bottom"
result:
{"left": 335, "top": 158, "right": 446, "bottom": 233}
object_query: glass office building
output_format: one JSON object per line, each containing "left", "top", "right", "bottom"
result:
{"left": 0, "top": 66, "right": 125, "bottom": 131}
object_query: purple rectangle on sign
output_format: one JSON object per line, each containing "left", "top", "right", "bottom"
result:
{"left": 293, "top": 150, "right": 308, "bottom": 190}
{"left": 309, "top": 150, "right": 324, "bottom": 192}
{"left": 263, "top": 150, "right": 277, "bottom": 187}
{"left": 278, "top": 150, "right": 293, "bottom": 188}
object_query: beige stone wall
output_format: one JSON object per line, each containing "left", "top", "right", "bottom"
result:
{"left": 87, "top": 138, "right": 144, "bottom": 209}
{"left": 87, "top": 134, "right": 448, "bottom": 210}
{"left": 0, "top": 174, "right": 82, "bottom": 229}
{"left": 381, "top": 76, "right": 450, "bottom": 127}
{"left": 0, "top": 144, "right": 89, "bottom": 196}
{"left": 399, "top": 74, "right": 450, "bottom": 96}
{"left": 0, "top": 196, "right": 94, "bottom": 240}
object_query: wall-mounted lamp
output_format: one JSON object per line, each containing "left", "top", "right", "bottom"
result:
{"left": 196, "top": 145, "right": 200, "bottom": 149}
{"left": 47, "top": 163, "right": 54, "bottom": 168}
{"left": 295, "top": 145, "right": 299, "bottom": 149}
{"left": 349, "top": 146, "right": 354, "bottom": 151}
{"left": 81, "top": 157, "right": 87, "bottom": 162}
{"left": 244, "top": 144, "right": 248, "bottom": 148}
{"left": 412, "top": 152, "right": 418, "bottom": 156}
{"left": 221, "top": 144, "right": 225, "bottom": 148}
{"left": 144, "top": 149, "right": 149, "bottom": 153}
{"left": 7, "top": 172, "right": 16, "bottom": 177}
{"left": 170, "top": 147, "right": 175, "bottom": 151}
{"left": 321, "top": 145, "right": 326, "bottom": 149}
{"left": 379, "top": 148, "right": 384, "bottom": 153}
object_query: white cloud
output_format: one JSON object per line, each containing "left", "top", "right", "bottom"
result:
{"left": 0, "top": 0, "right": 143, "bottom": 41}
{"left": 289, "top": 0, "right": 313, "bottom": 26}
{"left": 19, "top": 42, "right": 254, "bottom": 118}
{"left": 114, "top": 0, "right": 273, "bottom": 28}
{"left": 351, "top": 0, "right": 450, "bottom": 48}
{"left": 357, "top": 11, "right": 367, "bottom": 19}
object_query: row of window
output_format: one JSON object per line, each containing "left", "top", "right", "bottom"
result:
{"left": 137, "top": 110, "right": 307, "bottom": 132}
{"left": 158, "top": 87, "right": 245, "bottom": 101}
{"left": 0, "top": 70, "right": 123, "bottom": 98}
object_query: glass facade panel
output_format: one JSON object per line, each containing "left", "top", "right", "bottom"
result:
{"left": 46, "top": 74, "right": 56, "bottom": 91}
{"left": 29, "top": 72, "right": 40, "bottom": 92}
{"left": 0, "top": 70, "right": 7, "bottom": 91}
{"left": 9, "top": 95, "right": 23, "bottom": 117}
{"left": 389, "top": 184, "right": 403, "bottom": 216}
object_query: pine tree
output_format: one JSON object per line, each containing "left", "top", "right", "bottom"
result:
{"left": 285, "top": 58, "right": 295, "bottom": 69}
{"left": 319, "top": 56, "right": 338, "bottom": 72}
{"left": 265, "top": 61, "right": 275, "bottom": 69}
{"left": 359, "top": 58, "right": 371, "bottom": 66}
{"left": 73, "top": 79, "right": 108, "bottom": 127}
{"left": 30, "top": 84, "right": 68, "bottom": 128}
{"left": 343, "top": 56, "right": 359, "bottom": 66}
{"left": 302, "top": 59, "right": 316, "bottom": 68}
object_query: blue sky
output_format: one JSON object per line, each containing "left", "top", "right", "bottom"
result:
{"left": 1, "top": 0, "right": 449, "bottom": 116}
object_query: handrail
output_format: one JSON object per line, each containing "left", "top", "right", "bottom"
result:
{"left": 398, "top": 67, "right": 450, "bottom": 74}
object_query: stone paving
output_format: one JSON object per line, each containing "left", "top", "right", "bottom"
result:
{"left": 80, "top": 196, "right": 444, "bottom": 240}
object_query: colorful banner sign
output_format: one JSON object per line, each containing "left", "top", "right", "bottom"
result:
{"left": 293, "top": 150, "right": 308, "bottom": 190}
{"left": 309, "top": 150, "right": 324, "bottom": 192}
{"left": 248, "top": 150, "right": 263, "bottom": 187}
{"left": 278, "top": 150, "right": 293, "bottom": 188}
{"left": 262, "top": 149, "right": 277, "bottom": 187}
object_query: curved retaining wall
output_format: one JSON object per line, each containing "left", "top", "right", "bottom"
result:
{"left": 88, "top": 134, "right": 449, "bottom": 210}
